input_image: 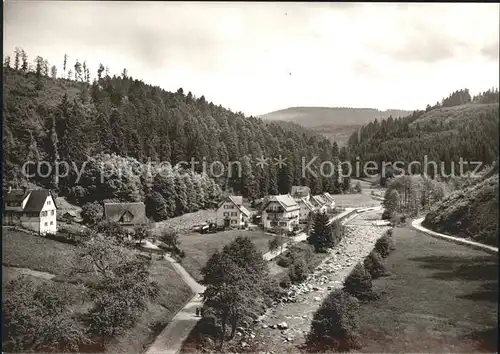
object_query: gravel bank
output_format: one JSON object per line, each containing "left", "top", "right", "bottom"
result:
{"left": 234, "top": 211, "right": 392, "bottom": 352}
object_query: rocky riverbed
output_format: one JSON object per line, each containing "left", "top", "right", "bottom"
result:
{"left": 232, "top": 210, "right": 391, "bottom": 353}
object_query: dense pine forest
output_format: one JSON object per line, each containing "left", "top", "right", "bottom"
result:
{"left": 3, "top": 48, "right": 353, "bottom": 219}
{"left": 347, "top": 89, "right": 499, "bottom": 180}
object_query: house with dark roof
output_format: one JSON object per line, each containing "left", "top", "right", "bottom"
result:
{"left": 103, "top": 202, "right": 148, "bottom": 232}
{"left": 262, "top": 194, "right": 300, "bottom": 231}
{"left": 3, "top": 188, "right": 58, "bottom": 234}
{"left": 216, "top": 196, "right": 251, "bottom": 229}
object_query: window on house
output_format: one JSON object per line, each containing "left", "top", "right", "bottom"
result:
{"left": 44, "top": 222, "right": 48, "bottom": 226}
{"left": 279, "top": 222, "right": 287, "bottom": 226}
{"left": 47, "top": 200, "right": 51, "bottom": 205}
{"left": 41, "top": 211, "right": 47, "bottom": 217}
{"left": 51, "top": 210, "right": 55, "bottom": 216}
{"left": 223, "top": 212, "right": 228, "bottom": 216}
{"left": 50, "top": 221, "right": 53, "bottom": 225}
{"left": 231, "top": 212, "right": 237, "bottom": 216}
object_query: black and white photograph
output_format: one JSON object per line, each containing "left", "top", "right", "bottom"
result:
{"left": 2, "top": 1, "right": 499, "bottom": 353}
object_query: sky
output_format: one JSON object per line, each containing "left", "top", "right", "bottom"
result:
{"left": 3, "top": 1, "right": 499, "bottom": 116}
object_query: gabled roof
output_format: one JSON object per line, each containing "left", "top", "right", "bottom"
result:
{"left": 104, "top": 202, "right": 148, "bottom": 225}
{"left": 312, "top": 195, "right": 326, "bottom": 206}
{"left": 3, "top": 189, "right": 57, "bottom": 212}
{"left": 228, "top": 196, "right": 243, "bottom": 206}
{"left": 322, "top": 192, "right": 335, "bottom": 203}
{"left": 297, "top": 197, "right": 315, "bottom": 211}
{"left": 62, "top": 210, "right": 78, "bottom": 217}
{"left": 265, "top": 194, "right": 299, "bottom": 211}
{"left": 239, "top": 205, "right": 251, "bottom": 217}
{"left": 220, "top": 196, "right": 251, "bottom": 217}
{"left": 23, "top": 190, "right": 57, "bottom": 212}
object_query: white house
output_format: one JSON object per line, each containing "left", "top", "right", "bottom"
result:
{"left": 262, "top": 194, "right": 300, "bottom": 232}
{"left": 291, "top": 186, "right": 311, "bottom": 201}
{"left": 296, "top": 197, "right": 316, "bottom": 223}
{"left": 311, "top": 195, "right": 328, "bottom": 213}
{"left": 216, "top": 196, "right": 251, "bottom": 229}
{"left": 3, "top": 188, "right": 58, "bottom": 235}
{"left": 322, "top": 192, "right": 336, "bottom": 211}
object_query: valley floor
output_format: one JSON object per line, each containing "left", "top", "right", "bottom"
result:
{"left": 180, "top": 218, "right": 498, "bottom": 353}
{"left": 357, "top": 227, "right": 498, "bottom": 353}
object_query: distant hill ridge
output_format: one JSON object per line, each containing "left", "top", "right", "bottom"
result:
{"left": 259, "top": 106, "right": 413, "bottom": 145}
{"left": 260, "top": 106, "right": 413, "bottom": 126}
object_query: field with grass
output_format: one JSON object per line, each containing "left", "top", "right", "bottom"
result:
{"left": 178, "top": 229, "right": 286, "bottom": 281}
{"left": 357, "top": 227, "right": 498, "bottom": 353}
{"left": 152, "top": 209, "right": 217, "bottom": 234}
{"left": 2, "top": 228, "right": 193, "bottom": 353}
{"left": 332, "top": 193, "right": 381, "bottom": 208}
{"left": 2, "top": 228, "right": 78, "bottom": 276}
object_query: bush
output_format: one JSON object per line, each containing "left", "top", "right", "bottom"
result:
{"left": 277, "top": 255, "right": 291, "bottom": 268}
{"left": 46, "top": 232, "right": 79, "bottom": 245}
{"left": 288, "top": 258, "right": 309, "bottom": 283}
{"left": 268, "top": 237, "right": 280, "bottom": 253}
{"left": 80, "top": 202, "right": 103, "bottom": 226}
{"left": 381, "top": 209, "right": 392, "bottom": 220}
{"left": 330, "top": 221, "right": 344, "bottom": 247}
{"left": 363, "top": 251, "right": 389, "bottom": 279}
{"left": 307, "top": 289, "right": 360, "bottom": 351}
{"left": 3, "top": 276, "right": 89, "bottom": 352}
{"left": 374, "top": 230, "right": 395, "bottom": 258}
{"left": 279, "top": 274, "right": 292, "bottom": 289}
{"left": 342, "top": 263, "right": 377, "bottom": 301}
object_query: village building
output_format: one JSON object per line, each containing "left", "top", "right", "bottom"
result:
{"left": 262, "top": 194, "right": 300, "bottom": 231}
{"left": 103, "top": 202, "right": 148, "bottom": 232}
{"left": 291, "top": 186, "right": 311, "bottom": 201}
{"left": 59, "top": 210, "right": 83, "bottom": 223}
{"left": 216, "top": 196, "right": 251, "bottom": 229}
{"left": 3, "top": 188, "right": 58, "bottom": 235}
{"left": 322, "top": 192, "right": 336, "bottom": 211}
{"left": 311, "top": 195, "right": 328, "bottom": 213}
{"left": 296, "top": 197, "right": 316, "bottom": 223}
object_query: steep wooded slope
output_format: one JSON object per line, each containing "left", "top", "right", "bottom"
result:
{"left": 423, "top": 173, "right": 499, "bottom": 247}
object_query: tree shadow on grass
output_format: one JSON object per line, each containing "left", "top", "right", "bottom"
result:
{"left": 461, "top": 326, "right": 498, "bottom": 353}
{"left": 457, "top": 282, "right": 499, "bottom": 303}
{"left": 408, "top": 255, "right": 498, "bottom": 282}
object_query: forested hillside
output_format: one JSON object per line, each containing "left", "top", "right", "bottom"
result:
{"left": 3, "top": 49, "right": 351, "bottom": 217}
{"left": 423, "top": 172, "right": 499, "bottom": 247}
{"left": 347, "top": 88, "right": 499, "bottom": 177}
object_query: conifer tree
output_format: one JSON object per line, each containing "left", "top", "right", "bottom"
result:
{"left": 308, "top": 211, "right": 332, "bottom": 252}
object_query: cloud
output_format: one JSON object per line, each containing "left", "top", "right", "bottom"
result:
{"left": 481, "top": 41, "right": 500, "bottom": 61}
{"left": 385, "top": 34, "right": 467, "bottom": 63}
